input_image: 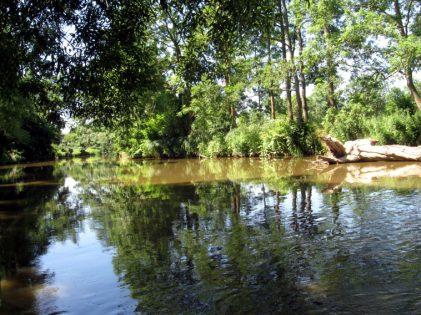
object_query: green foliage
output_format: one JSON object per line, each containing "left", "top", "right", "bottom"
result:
{"left": 307, "top": 83, "right": 331, "bottom": 125}
{"left": 112, "top": 91, "right": 188, "bottom": 158}
{"left": 1, "top": 0, "right": 420, "bottom": 164}
{"left": 225, "top": 116, "right": 262, "bottom": 157}
{"left": 190, "top": 111, "right": 321, "bottom": 158}
{"left": 133, "top": 140, "right": 161, "bottom": 159}
{"left": 0, "top": 1, "right": 72, "bottom": 163}
{"left": 385, "top": 88, "right": 416, "bottom": 114}
{"left": 323, "top": 103, "right": 372, "bottom": 141}
{"left": 345, "top": 75, "right": 386, "bottom": 112}
{"left": 368, "top": 110, "right": 421, "bottom": 146}
{"left": 55, "top": 124, "right": 115, "bottom": 158}
{"left": 322, "top": 89, "right": 420, "bottom": 145}
{"left": 183, "top": 78, "right": 231, "bottom": 156}
{"left": 0, "top": 91, "right": 59, "bottom": 163}
{"left": 0, "top": 95, "right": 32, "bottom": 145}
{"left": 261, "top": 117, "right": 321, "bottom": 157}
{"left": 16, "top": 116, "right": 59, "bottom": 161}
{"left": 200, "top": 136, "right": 228, "bottom": 158}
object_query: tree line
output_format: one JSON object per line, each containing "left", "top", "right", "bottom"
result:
{"left": 0, "top": 0, "right": 420, "bottom": 162}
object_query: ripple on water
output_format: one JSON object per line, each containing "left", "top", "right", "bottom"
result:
{"left": 0, "top": 158, "right": 420, "bottom": 314}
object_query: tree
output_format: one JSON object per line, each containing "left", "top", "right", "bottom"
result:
{"left": 0, "top": 0, "right": 75, "bottom": 162}
{"left": 307, "top": 0, "right": 345, "bottom": 109}
{"left": 363, "top": 0, "right": 421, "bottom": 109}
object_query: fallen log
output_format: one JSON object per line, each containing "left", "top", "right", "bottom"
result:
{"left": 319, "top": 135, "right": 421, "bottom": 164}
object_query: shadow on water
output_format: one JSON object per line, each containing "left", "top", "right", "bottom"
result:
{"left": 0, "top": 165, "right": 86, "bottom": 314}
{"left": 0, "top": 158, "right": 420, "bottom": 314}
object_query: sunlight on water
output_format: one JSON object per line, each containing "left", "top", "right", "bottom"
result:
{"left": 0, "top": 158, "right": 420, "bottom": 314}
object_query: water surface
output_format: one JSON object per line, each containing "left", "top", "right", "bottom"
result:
{"left": 1, "top": 158, "right": 420, "bottom": 314}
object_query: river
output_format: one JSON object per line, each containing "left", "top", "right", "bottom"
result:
{"left": 0, "top": 158, "right": 420, "bottom": 314}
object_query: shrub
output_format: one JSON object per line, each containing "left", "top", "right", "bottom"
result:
{"left": 132, "top": 139, "right": 161, "bottom": 158}
{"left": 183, "top": 79, "right": 231, "bottom": 156}
{"left": 322, "top": 102, "right": 372, "bottom": 141}
{"left": 56, "top": 124, "right": 116, "bottom": 158}
{"left": 368, "top": 110, "right": 421, "bottom": 145}
{"left": 321, "top": 96, "right": 420, "bottom": 146}
{"left": 199, "top": 136, "right": 227, "bottom": 157}
{"left": 225, "top": 122, "right": 262, "bottom": 157}
{"left": 260, "top": 116, "right": 321, "bottom": 157}
{"left": 385, "top": 87, "right": 416, "bottom": 114}
{"left": 261, "top": 118, "right": 296, "bottom": 156}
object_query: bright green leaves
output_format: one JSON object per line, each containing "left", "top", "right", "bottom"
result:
{"left": 323, "top": 103, "right": 373, "bottom": 141}
{"left": 391, "top": 35, "right": 421, "bottom": 72}
{"left": 183, "top": 78, "right": 230, "bottom": 155}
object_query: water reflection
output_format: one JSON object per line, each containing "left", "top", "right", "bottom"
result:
{"left": 0, "top": 166, "right": 87, "bottom": 313}
{"left": 0, "top": 158, "right": 420, "bottom": 314}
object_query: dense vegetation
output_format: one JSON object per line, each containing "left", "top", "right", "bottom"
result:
{"left": 1, "top": 0, "right": 420, "bottom": 163}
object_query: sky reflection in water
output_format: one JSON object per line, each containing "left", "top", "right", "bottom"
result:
{"left": 0, "top": 158, "right": 420, "bottom": 314}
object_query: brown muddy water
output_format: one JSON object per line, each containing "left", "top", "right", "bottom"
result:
{"left": 0, "top": 158, "right": 420, "bottom": 314}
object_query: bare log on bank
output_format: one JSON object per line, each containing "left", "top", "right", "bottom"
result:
{"left": 319, "top": 135, "right": 421, "bottom": 164}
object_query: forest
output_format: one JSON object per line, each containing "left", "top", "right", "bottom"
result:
{"left": 0, "top": 0, "right": 420, "bottom": 163}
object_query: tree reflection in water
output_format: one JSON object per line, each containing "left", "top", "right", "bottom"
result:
{"left": 0, "top": 158, "right": 419, "bottom": 314}
{"left": 0, "top": 166, "right": 86, "bottom": 314}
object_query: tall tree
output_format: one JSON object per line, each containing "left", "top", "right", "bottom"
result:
{"left": 0, "top": 0, "right": 76, "bottom": 161}
{"left": 280, "top": 0, "right": 303, "bottom": 126}
{"left": 277, "top": 3, "right": 294, "bottom": 120}
{"left": 308, "top": 0, "right": 344, "bottom": 109}
{"left": 66, "top": 0, "right": 160, "bottom": 124}
{"left": 364, "top": 0, "right": 421, "bottom": 109}
{"left": 291, "top": 0, "right": 310, "bottom": 121}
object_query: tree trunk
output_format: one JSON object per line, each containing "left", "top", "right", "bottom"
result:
{"left": 225, "top": 73, "right": 236, "bottom": 128}
{"left": 327, "top": 80, "right": 336, "bottom": 108}
{"left": 297, "top": 27, "right": 308, "bottom": 122}
{"left": 320, "top": 135, "right": 421, "bottom": 163}
{"left": 285, "top": 75, "right": 293, "bottom": 120}
{"left": 230, "top": 106, "right": 237, "bottom": 128}
{"left": 267, "top": 33, "right": 276, "bottom": 119}
{"left": 405, "top": 69, "right": 421, "bottom": 110}
{"left": 293, "top": 74, "right": 303, "bottom": 127}
{"left": 254, "top": 48, "right": 263, "bottom": 112}
{"left": 392, "top": 0, "right": 420, "bottom": 109}
{"left": 280, "top": 0, "right": 302, "bottom": 126}
{"left": 279, "top": 0, "right": 293, "bottom": 121}
{"left": 393, "top": 0, "right": 406, "bottom": 37}
{"left": 323, "top": 24, "right": 337, "bottom": 109}
{"left": 269, "top": 91, "right": 276, "bottom": 119}
{"left": 258, "top": 80, "right": 262, "bottom": 111}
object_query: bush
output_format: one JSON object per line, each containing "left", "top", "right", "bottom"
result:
{"left": 321, "top": 92, "right": 420, "bottom": 146}
{"left": 261, "top": 118, "right": 296, "bottom": 156}
{"left": 183, "top": 79, "right": 231, "bottom": 156}
{"left": 368, "top": 110, "right": 421, "bottom": 145}
{"left": 199, "top": 136, "right": 227, "bottom": 157}
{"left": 260, "top": 117, "right": 321, "bottom": 157}
{"left": 133, "top": 139, "right": 161, "bottom": 158}
{"left": 322, "top": 102, "right": 372, "bottom": 141}
{"left": 321, "top": 86, "right": 419, "bottom": 146}
{"left": 55, "top": 124, "right": 116, "bottom": 158}
{"left": 225, "top": 121, "right": 262, "bottom": 157}
{"left": 385, "top": 88, "right": 416, "bottom": 114}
